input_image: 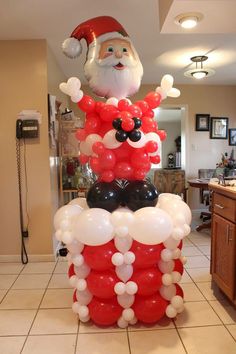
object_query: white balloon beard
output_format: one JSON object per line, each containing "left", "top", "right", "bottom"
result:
{"left": 84, "top": 47, "right": 143, "bottom": 99}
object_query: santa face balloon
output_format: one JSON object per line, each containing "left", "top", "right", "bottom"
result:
{"left": 62, "top": 16, "right": 143, "bottom": 99}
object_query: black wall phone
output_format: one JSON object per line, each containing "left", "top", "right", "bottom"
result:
{"left": 16, "top": 119, "right": 39, "bottom": 139}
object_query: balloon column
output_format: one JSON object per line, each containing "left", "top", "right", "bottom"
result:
{"left": 54, "top": 16, "right": 191, "bottom": 327}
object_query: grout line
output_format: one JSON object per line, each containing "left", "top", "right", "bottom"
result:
{"left": 74, "top": 318, "right": 80, "bottom": 353}
{"left": 173, "top": 320, "right": 188, "bottom": 354}
{"left": 126, "top": 328, "right": 132, "bottom": 354}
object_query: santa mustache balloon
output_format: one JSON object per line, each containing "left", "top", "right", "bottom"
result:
{"left": 55, "top": 16, "right": 190, "bottom": 327}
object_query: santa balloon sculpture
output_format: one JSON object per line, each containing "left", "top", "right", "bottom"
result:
{"left": 54, "top": 16, "right": 191, "bottom": 327}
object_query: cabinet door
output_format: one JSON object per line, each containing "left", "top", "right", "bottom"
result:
{"left": 211, "top": 214, "right": 236, "bottom": 300}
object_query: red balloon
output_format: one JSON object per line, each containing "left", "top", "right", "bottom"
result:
{"left": 150, "top": 155, "right": 161, "bottom": 164}
{"left": 175, "top": 284, "right": 184, "bottom": 298}
{"left": 157, "top": 130, "right": 167, "bottom": 141}
{"left": 113, "top": 142, "right": 133, "bottom": 162}
{"left": 101, "top": 170, "right": 115, "bottom": 182}
{"left": 141, "top": 116, "right": 156, "bottom": 133}
{"left": 79, "top": 154, "right": 89, "bottom": 164}
{"left": 95, "top": 101, "right": 105, "bottom": 113}
{"left": 145, "top": 109, "right": 155, "bottom": 118}
{"left": 88, "top": 297, "right": 122, "bottom": 326}
{"left": 75, "top": 128, "right": 87, "bottom": 141}
{"left": 83, "top": 241, "right": 116, "bottom": 271}
{"left": 127, "top": 104, "right": 142, "bottom": 118}
{"left": 144, "top": 92, "right": 161, "bottom": 109}
{"left": 121, "top": 117, "right": 135, "bottom": 132}
{"left": 118, "top": 99, "right": 130, "bottom": 111}
{"left": 98, "top": 122, "right": 113, "bottom": 137}
{"left": 114, "top": 161, "right": 133, "bottom": 179}
{"left": 90, "top": 156, "right": 102, "bottom": 173}
{"left": 86, "top": 269, "right": 119, "bottom": 299}
{"left": 133, "top": 293, "right": 168, "bottom": 323}
{"left": 120, "top": 110, "right": 133, "bottom": 121}
{"left": 130, "top": 150, "right": 150, "bottom": 170}
{"left": 100, "top": 105, "right": 120, "bottom": 122}
{"left": 135, "top": 100, "right": 149, "bottom": 114}
{"left": 68, "top": 264, "right": 75, "bottom": 278}
{"left": 145, "top": 141, "right": 158, "bottom": 153}
{"left": 100, "top": 150, "right": 116, "bottom": 170}
{"left": 131, "top": 267, "right": 162, "bottom": 296}
{"left": 78, "top": 95, "right": 95, "bottom": 113}
{"left": 84, "top": 114, "right": 101, "bottom": 134}
{"left": 131, "top": 240, "right": 163, "bottom": 269}
{"left": 174, "top": 259, "right": 184, "bottom": 275}
{"left": 133, "top": 169, "right": 146, "bottom": 180}
{"left": 178, "top": 240, "right": 183, "bottom": 250}
{"left": 92, "top": 142, "right": 105, "bottom": 155}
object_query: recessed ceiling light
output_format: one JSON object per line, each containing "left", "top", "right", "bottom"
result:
{"left": 184, "top": 55, "right": 215, "bottom": 79}
{"left": 175, "top": 12, "right": 204, "bottom": 29}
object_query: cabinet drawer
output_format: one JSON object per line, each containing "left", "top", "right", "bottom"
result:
{"left": 213, "top": 193, "right": 236, "bottom": 222}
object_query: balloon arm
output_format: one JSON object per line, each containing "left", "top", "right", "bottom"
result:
{"left": 155, "top": 74, "right": 180, "bottom": 100}
{"left": 59, "top": 77, "right": 84, "bottom": 103}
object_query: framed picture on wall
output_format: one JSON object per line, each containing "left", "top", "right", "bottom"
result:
{"left": 210, "top": 117, "right": 228, "bottom": 139}
{"left": 195, "top": 114, "right": 210, "bottom": 131}
{"left": 229, "top": 128, "right": 236, "bottom": 146}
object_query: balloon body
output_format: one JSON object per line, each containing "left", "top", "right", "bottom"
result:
{"left": 131, "top": 267, "right": 162, "bottom": 296}
{"left": 123, "top": 180, "right": 159, "bottom": 211}
{"left": 86, "top": 181, "right": 122, "bottom": 212}
{"left": 87, "top": 269, "right": 119, "bottom": 299}
{"left": 83, "top": 241, "right": 116, "bottom": 271}
{"left": 88, "top": 297, "right": 122, "bottom": 326}
{"left": 133, "top": 293, "right": 168, "bottom": 323}
{"left": 131, "top": 241, "right": 163, "bottom": 269}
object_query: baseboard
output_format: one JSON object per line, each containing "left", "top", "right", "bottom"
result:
{"left": 0, "top": 254, "right": 56, "bottom": 262}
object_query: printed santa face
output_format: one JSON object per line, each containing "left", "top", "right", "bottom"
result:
{"left": 84, "top": 37, "right": 143, "bottom": 99}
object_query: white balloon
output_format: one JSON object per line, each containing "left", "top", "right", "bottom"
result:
{"left": 172, "top": 271, "right": 182, "bottom": 283}
{"left": 172, "top": 248, "right": 181, "bottom": 259}
{"left": 114, "top": 235, "right": 133, "bottom": 253}
{"left": 161, "top": 249, "right": 173, "bottom": 262}
{"left": 126, "top": 281, "right": 138, "bottom": 295}
{"left": 72, "top": 301, "right": 80, "bottom": 313}
{"left": 116, "top": 264, "right": 133, "bottom": 282}
{"left": 60, "top": 219, "right": 70, "bottom": 231}
{"left": 76, "top": 289, "right": 93, "bottom": 305}
{"left": 145, "top": 132, "right": 161, "bottom": 157}
{"left": 55, "top": 229, "right": 62, "bottom": 241}
{"left": 117, "top": 293, "right": 135, "bottom": 308}
{"left": 74, "top": 263, "right": 90, "bottom": 279}
{"left": 111, "top": 208, "right": 134, "bottom": 228}
{"left": 61, "top": 231, "right": 73, "bottom": 244}
{"left": 115, "top": 226, "right": 129, "bottom": 238}
{"left": 123, "top": 251, "right": 135, "bottom": 265}
{"left": 129, "top": 316, "right": 138, "bottom": 325}
{"left": 122, "top": 308, "right": 135, "bottom": 321}
{"left": 106, "top": 97, "right": 118, "bottom": 106}
{"left": 164, "top": 237, "right": 180, "bottom": 250}
{"left": 159, "top": 285, "right": 176, "bottom": 300}
{"left": 80, "top": 314, "right": 90, "bottom": 322}
{"left": 129, "top": 207, "right": 173, "bottom": 245}
{"left": 166, "top": 304, "right": 177, "bottom": 318}
{"left": 176, "top": 305, "right": 185, "bottom": 313}
{"left": 114, "top": 282, "right": 126, "bottom": 295}
{"left": 77, "top": 279, "right": 87, "bottom": 291}
{"left": 171, "top": 227, "right": 185, "bottom": 241}
{"left": 117, "top": 317, "right": 128, "bottom": 328}
{"left": 85, "top": 134, "right": 102, "bottom": 155}
{"left": 54, "top": 205, "right": 82, "bottom": 230}
{"left": 69, "top": 197, "right": 88, "bottom": 209}
{"left": 103, "top": 129, "right": 122, "bottom": 149}
{"left": 71, "top": 254, "right": 84, "bottom": 267}
{"left": 73, "top": 209, "right": 114, "bottom": 246}
{"left": 162, "top": 273, "right": 173, "bottom": 286}
{"left": 158, "top": 260, "right": 174, "bottom": 274}
{"left": 161, "top": 74, "right": 174, "bottom": 92}
{"left": 127, "top": 131, "right": 146, "bottom": 148}
{"left": 69, "top": 275, "right": 78, "bottom": 288}
{"left": 160, "top": 199, "right": 192, "bottom": 226}
{"left": 80, "top": 141, "right": 91, "bottom": 156}
{"left": 112, "top": 253, "right": 124, "bottom": 266}
{"left": 67, "top": 239, "right": 84, "bottom": 254}
{"left": 168, "top": 88, "right": 180, "bottom": 98}
{"left": 171, "top": 295, "right": 184, "bottom": 309}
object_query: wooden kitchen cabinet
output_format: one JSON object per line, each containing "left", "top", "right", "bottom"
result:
{"left": 209, "top": 182, "right": 236, "bottom": 305}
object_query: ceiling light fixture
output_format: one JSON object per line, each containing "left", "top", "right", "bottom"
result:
{"left": 175, "top": 12, "right": 203, "bottom": 29}
{"left": 184, "top": 56, "right": 215, "bottom": 80}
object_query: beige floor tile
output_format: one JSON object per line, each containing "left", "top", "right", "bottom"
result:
{"left": 182, "top": 246, "right": 202, "bottom": 256}
{"left": 129, "top": 328, "right": 185, "bottom": 354}
{"left": 174, "top": 301, "right": 221, "bottom": 328}
{"left": 12, "top": 274, "right": 51, "bottom": 289}
{"left": 188, "top": 231, "right": 211, "bottom": 245}
{"left": 181, "top": 283, "right": 205, "bottom": 301}
{"left": 30, "top": 308, "right": 78, "bottom": 335}
{"left": 0, "top": 289, "right": 44, "bottom": 309}
{"left": 198, "top": 244, "right": 211, "bottom": 256}
{"left": 0, "top": 289, "right": 7, "bottom": 301}
{"left": 183, "top": 237, "right": 194, "bottom": 246}
{"left": 0, "top": 309, "right": 36, "bottom": 335}
{"left": 185, "top": 256, "right": 210, "bottom": 269}
{"left": 48, "top": 274, "right": 71, "bottom": 288}
{"left": 0, "top": 336, "right": 26, "bottom": 354}
{"left": 22, "top": 334, "right": 77, "bottom": 354}
{"left": 226, "top": 324, "right": 236, "bottom": 340}
{"left": 196, "top": 282, "right": 225, "bottom": 301}
{"left": 40, "top": 288, "right": 74, "bottom": 308}
{"left": 54, "top": 261, "right": 69, "bottom": 274}
{"left": 0, "top": 274, "right": 18, "bottom": 289}
{"left": 179, "top": 270, "right": 193, "bottom": 283}
{"left": 186, "top": 267, "right": 211, "bottom": 282}
{"left": 76, "top": 332, "right": 130, "bottom": 354}
{"left": 22, "top": 262, "right": 56, "bottom": 274}
{"left": 209, "top": 300, "right": 236, "bottom": 324}
{"left": 128, "top": 317, "right": 175, "bottom": 331}
{"left": 179, "top": 325, "right": 236, "bottom": 354}
{"left": 0, "top": 263, "right": 24, "bottom": 274}
{"left": 79, "top": 321, "right": 125, "bottom": 333}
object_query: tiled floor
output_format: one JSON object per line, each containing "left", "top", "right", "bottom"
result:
{"left": 0, "top": 215, "right": 236, "bottom": 353}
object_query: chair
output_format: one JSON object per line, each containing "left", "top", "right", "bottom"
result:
{"left": 154, "top": 169, "right": 187, "bottom": 202}
{"left": 198, "top": 169, "right": 215, "bottom": 221}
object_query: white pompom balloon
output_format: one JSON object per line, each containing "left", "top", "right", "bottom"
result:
{"left": 106, "top": 97, "right": 118, "bottom": 106}
{"left": 161, "top": 74, "right": 174, "bottom": 92}
{"left": 158, "top": 260, "right": 175, "bottom": 274}
{"left": 116, "top": 264, "right": 133, "bottom": 282}
{"left": 85, "top": 134, "right": 102, "bottom": 155}
{"left": 74, "top": 263, "right": 90, "bottom": 279}
{"left": 77, "top": 279, "right": 87, "bottom": 291}
{"left": 76, "top": 289, "right": 93, "bottom": 305}
{"left": 162, "top": 273, "right": 173, "bottom": 286}
{"left": 114, "top": 282, "right": 126, "bottom": 295}
{"left": 161, "top": 249, "right": 173, "bottom": 262}
{"left": 114, "top": 235, "right": 133, "bottom": 253}
{"left": 112, "top": 253, "right": 124, "bottom": 266}
{"left": 123, "top": 251, "right": 135, "bottom": 265}
{"left": 122, "top": 308, "right": 135, "bottom": 321}
{"left": 103, "top": 129, "right": 122, "bottom": 149}
{"left": 117, "top": 317, "right": 128, "bottom": 328}
{"left": 171, "top": 295, "right": 184, "bottom": 309}
{"left": 69, "top": 197, "right": 88, "bottom": 209}
{"left": 126, "top": 281, "right": 138, "bottom": 295}
{"left": 67, "top": 240, "right": 84, "bottom": 254}
{"left": 166, "top": 304, "right": 177, "bottom": 318}
{"left": 159, "top": 284, "right": 176, "bottom": 300}
{"left": 54, "top": 205, "right": 82, "bottom": 230}
{"left": 78, "top": 305, "right": 89, "bottom": 318}
{"left": 117, "top": 293, "right": 135, "bottom": 308}
{"left": 71, "top": 254, "right": 84, "bottom": 267}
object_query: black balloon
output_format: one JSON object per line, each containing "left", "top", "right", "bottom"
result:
{"left": 123, "top": 180, "right": 159, "bottom": 211}
{"left": 112, "top": 118, "right": 122, "bottom": 130}
{"left": 116, "top": 130, "right": 128, "bottom": 142}
{"left": 87, "top": 181, "right": 122, "bottom": 212}
{"left": 133, "top": 117, "right": 142, "bottom": 129}
{"left": 129, "top": 129, "right": 141, "bottom": 142}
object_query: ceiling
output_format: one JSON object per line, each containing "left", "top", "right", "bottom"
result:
{"left": 1, "top": 0, "right": 236, "bottom": 85}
